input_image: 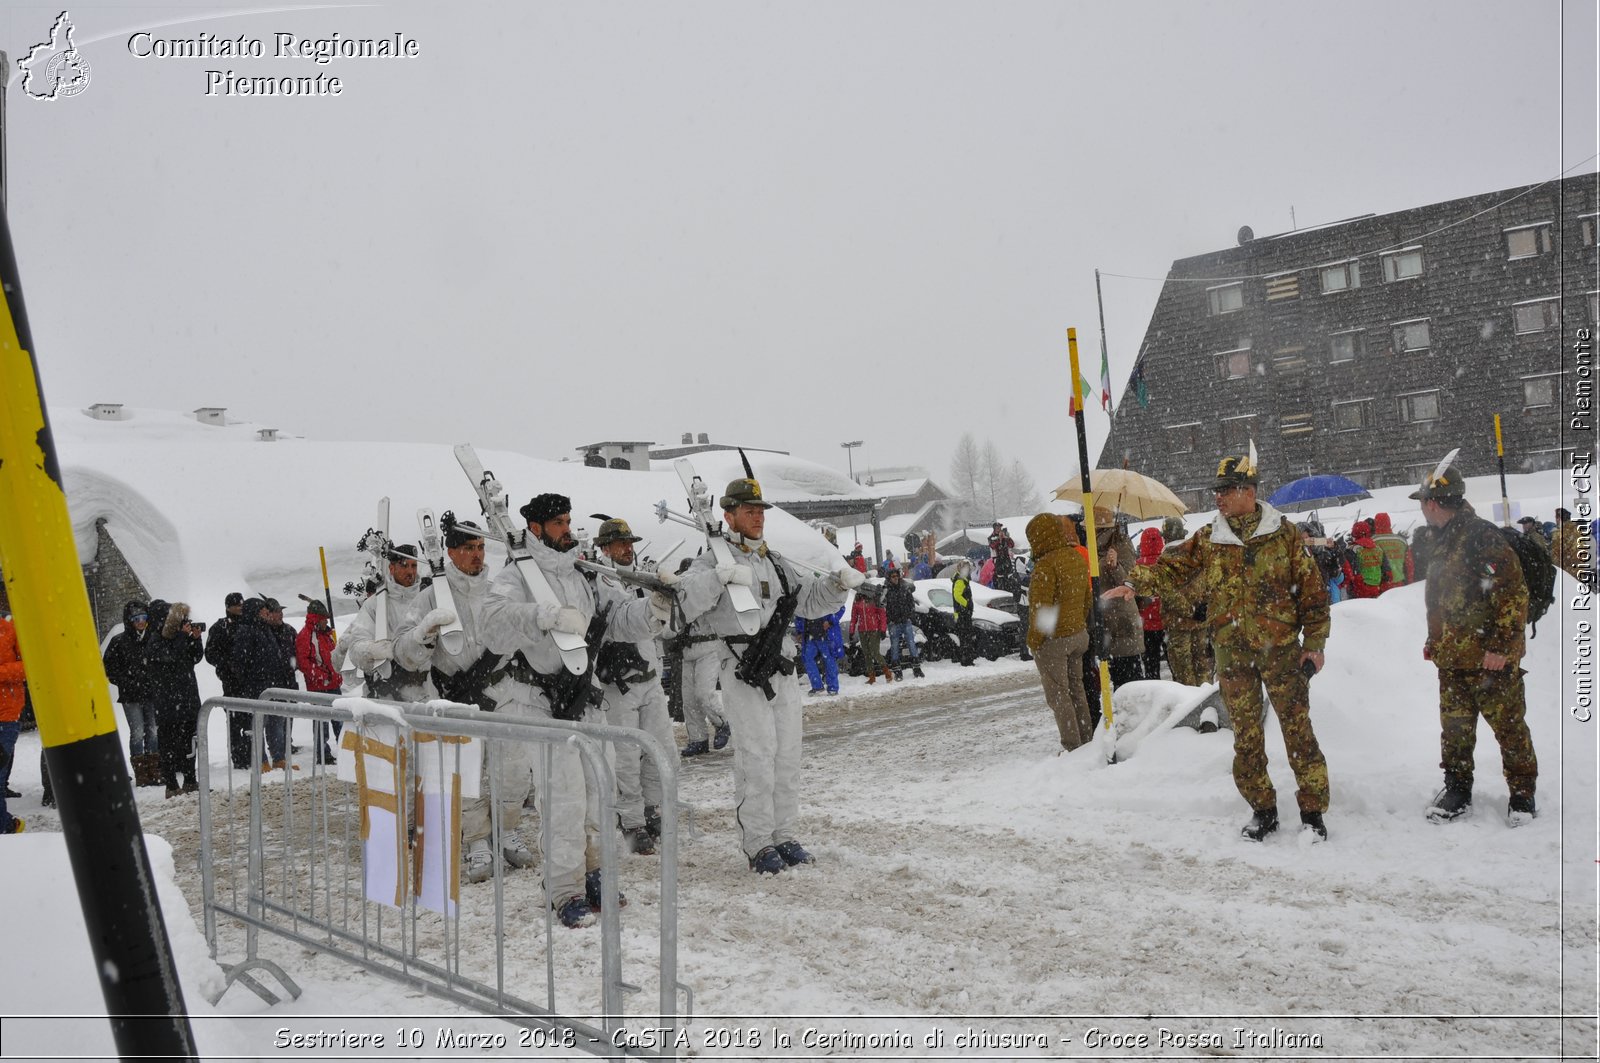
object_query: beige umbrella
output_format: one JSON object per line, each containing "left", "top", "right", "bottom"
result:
{"left": 1052, "top": 468, "right": 1187, "bottom": 519}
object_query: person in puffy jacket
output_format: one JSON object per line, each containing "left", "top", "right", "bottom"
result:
{"left": 1025, "top": 513, "right": 1093, "bottom": 751}
{"left": 144, "top": 600, "right": 205, "bottom": 796}
{"left": 0, "top": 616, "right": 25, "bottom": 833}
{"left": 951, "top": 559, "right": 978, "bottom": 667}
{"left": 1136, "top": 527, "right": 1167, "bottom": 680}
{"left": 295, "top": 600, "right": 342, "bottom": 764}
{"left": 103, "top": 600, "right": 160, "bottom": 784}
{"left": 1341, "top": 520, "right": 1388, "bottom": 599}
{"left": 1371, "top": 513, "right": 1408, "bottom": 592}
{"left": 849, "top": 584, "right": 890, "bottom": 684}
{"left": 1092, "top": 507, "right": 1143, "bottom": 688}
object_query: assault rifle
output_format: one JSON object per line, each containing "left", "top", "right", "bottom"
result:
{"left": 732, "top": 563, "right": 800, "bottom": 701}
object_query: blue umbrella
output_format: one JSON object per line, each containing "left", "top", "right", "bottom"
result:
{"left": 1267, "top": 474, "right": 1373, "bottom": 513}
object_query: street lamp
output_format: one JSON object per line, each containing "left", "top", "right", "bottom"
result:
{"left": 840, "top": 440, "right": 863, "bottom": 483}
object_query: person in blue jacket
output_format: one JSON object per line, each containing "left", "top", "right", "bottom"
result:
{"left": 796, "top": 606, "right": 845, "bottom": 695}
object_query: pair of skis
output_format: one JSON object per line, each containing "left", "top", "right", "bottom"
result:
{"left": 453, "top": 443, "right": 587, "bottom": 675}
{"left": 660, "top": 458, "right": 763, "bottom": 636}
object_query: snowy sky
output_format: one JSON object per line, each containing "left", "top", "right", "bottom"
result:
{"left": 5, "top": 0, "right": 1596, "bottom": 496}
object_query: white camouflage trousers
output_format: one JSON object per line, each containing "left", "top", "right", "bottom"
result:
{"left": 718, "top": 651, "right": 803, "bottom": 859}
{"left": 601, "top": 679, "right": 677, "bottom": 829}
{"left": 681, "top": 639, "right": 727, "bottom": 744}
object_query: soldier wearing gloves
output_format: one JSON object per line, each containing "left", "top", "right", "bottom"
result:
{"left": 674, "top": 477, "right": 864, "bottom": 875}
{"left": 342, "top": 543, "right": 433, "bottom": 704}
{"left": 390, "top": 518, "right": 528, "bottom": 885}
{"left": 591, "top": 517, "right": 680, "bottom": 855}
{"left": 1103, "top": 450, "right": 1331, "bottom": 844}
{"left": 477, "top": 494, "right": 672, "bottom": 929}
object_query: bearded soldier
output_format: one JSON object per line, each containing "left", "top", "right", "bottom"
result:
{"left": 1104, "top": 451, "right": 1331, "bottom": 843}
{"left": 1412, "top": 455, "right": 1537, "bottom": 826}
{"left": 675, "top": 476, "right": 864, "bottom": 874}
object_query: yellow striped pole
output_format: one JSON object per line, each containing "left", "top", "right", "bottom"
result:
{"left": 0, "top": 209, "right": 197, "bottom": 1055}
{"left": 1068, "top": 327, "right": 1117, "bottom": 761}
{"left": 1494, "top": 414, "right": 1512, "bottom": 527}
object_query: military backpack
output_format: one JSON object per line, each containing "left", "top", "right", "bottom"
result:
{"left": 1500, "top": 527, "right": 1557, "bottom": 637}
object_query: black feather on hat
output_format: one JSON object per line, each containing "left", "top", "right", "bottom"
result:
{"left": 520, "top": 493, "right": 572, "bottom": 524}
{"left": 440, "top": 510, "right": 489, "bottom": 548}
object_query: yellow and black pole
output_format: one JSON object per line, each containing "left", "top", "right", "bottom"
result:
{"left": 0, "top": 213, "right": 197, "bottom": 1053}
{"left": 1068, "top": 327, "right": 1117, "bottom": 763}
{"left": 318, "top": 545, "right": 336, "bottom": 635}
{"left": 1494, "top": 414, "right": 1512, "bottom": 527}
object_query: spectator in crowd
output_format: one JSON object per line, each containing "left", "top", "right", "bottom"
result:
{"left": 1093, "top": 507, "right": 1143, "bottom": 689}
{"left": 1372, "top": 513, "right": 1409, "bottom": 591}
{"left": 205, "top": 592, "right": 250, "bottom": 768}
{"left": 847, "top": 543, "right": 868, "bottom": 574}
{"left": 883, "top": 567, "right": 923, "bottom": 679}
{"left": 850, "top": 581, "right": 891, "bottom": 684}
{"left": 265, "top": 598, "right": 301, "bottom": 759}
{"left": 951, "top": 559, "right": 978, "bottom": 667}
{"left": 231, "top": 597, "right": 298, "bottom": 771}
{"left": 0, "top": 614, "right": 25, "bottom": 833}
{"left": 295, "top": 599, "right": 342, "bottom": 765}
{"left": 1341, "top": 520, "right": 1388, "bottom": 599}
{"left": 879, "top": 550, "right": 897, "bottom": 577}
{"left": 1549, "top": 508, "right": 1592, "bottom": 584}
{"left": 103, "top": 600, "right": 160, "bottom": 786}
{"left": 1025, "top": 513, "right": 1092, "bottom": 751}
{"left": 978, "top": 555, "right": 996, "bottom": 587}
{"left": 989, "top": 522, "right": 1019, "bottom": 595}
{"left": 911, "top": 553, "right": 932, "bottom": 580}
{"left": 144, "top": 600, "right": 206, "bottom": 796}
{"left": 1136, "top": 527, "right": 1167, "bottom": 680}
{"left": 797, "top": 607, "right": 844, "bottom": 696}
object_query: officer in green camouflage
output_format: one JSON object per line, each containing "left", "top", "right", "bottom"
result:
{"left": 1104, "top": 451, "right": 1331, "bottom": 842}
{"left": 1411, "top": 455, "right": 1537, "bottom": 826}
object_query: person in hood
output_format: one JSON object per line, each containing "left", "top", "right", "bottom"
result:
{"left": 1136, "top": 527, "right": 1167, "bottom": 680}
{"left": 144, "top": 599, "right": 206, "bottom": 796}
{"left": 1341, "top": 520, "right": 1388, "bottom": 599}
{"left": 1024, "top": 513, "right": 1092, "bottom": 750}
{"left": 1371, "top": 513, "right": 1409, "bottom": 591}
{"left": 951, "top": 558, "right": 978, "bottom": 667}
{"left": 475, "top": 496, "right": 666, "bottom": 925}
{"left": 103, "top": 600, "right": 160, "bottom": 785}
{"left": 341, "top": 544, "right": 432, "bottom": 705}
{"left": 295, "top": 599, "right": 342, "bottom": 765}
{"left": 846, "top": 543, "right": 868, "bottom": 574}
{"left": 850, "top": 580, "right": 891, "bottom": 684}
{"left": 1105, "top": 454, "right": 1331, "bottom": 844}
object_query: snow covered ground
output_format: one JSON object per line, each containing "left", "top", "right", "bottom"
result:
{"left": 3, "top": 565, "right": 1594, "bottom": 1060}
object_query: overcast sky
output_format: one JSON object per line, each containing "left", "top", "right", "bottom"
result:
{"left": 6, "top": 1, "right": 1596, "bottom": 500}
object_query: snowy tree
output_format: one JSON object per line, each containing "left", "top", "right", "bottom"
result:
{"left": 948, "top": 435, "right": 1043, "bottom": 525}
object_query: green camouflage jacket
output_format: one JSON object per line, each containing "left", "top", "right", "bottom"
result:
{"left": 1129, "top": 502, "right": 1329, "bottom": 653}
{"left": 1423, "top": 503, "right": 1527, "bottom": 670}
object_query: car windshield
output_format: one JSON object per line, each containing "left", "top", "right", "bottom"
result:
{"left": 928, "top": 589, "right": 953, "bottom": 607}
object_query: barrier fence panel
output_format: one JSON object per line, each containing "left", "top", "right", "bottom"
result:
{"left": 196, "top": 690, "right": 688, "bottom": 1059}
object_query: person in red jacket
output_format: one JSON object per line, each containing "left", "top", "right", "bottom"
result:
{"left": 1341, "top": 520, "right": 1387, "bottom": 599}
{"left": 850, "top": 585, "right": 891, "bottom": 684}
{"left": 295, "top": 600, "right": 342, "bottom": 764}
{"left": 0, "top": 616, "right": 26, "bottom": 834}
{"left": 1136, "top": 527, "right": 1167, "bottom": 679}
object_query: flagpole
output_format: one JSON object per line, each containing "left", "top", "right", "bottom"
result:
{"left": 1069, "top": 327, "right": 1117, "bottom": 764}
{"left": 1095, "top": 268, "right": 1112, "bottom": 413}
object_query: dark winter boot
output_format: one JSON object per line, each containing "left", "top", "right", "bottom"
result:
{"left": 1299, "top": 811, "right": 1328, "bottom": 842}
{"left": 1426, "top": 778, "right": 1473, "bottom": 823}
{"left": 644, "top": 804, "right": 662, "bottom": 841}
{"left": 1507, "top": 794, "right": 1537, "bottom": 828}
{"left": 623, "top": 826, "right": 657, "bottom": 856}
{"left": 748, "top": 846, "right": 785, "bottom": 875}
{"left": 680, "top": 740, "right": 710, "bottom": 758}
{"left": 774, "top": 840, "right": 814, "bottom": 866}
{"left": 585, "top": 868, "right": 627, "bottom": 911}
{"left": 912, "top": 661, "right": 925, "bottom": 678}
{"left": 713, "top": 722, "right": 731, "bottom": 750}
{"left": 1241, "top": 807, "right": 1279, "bottom": 842}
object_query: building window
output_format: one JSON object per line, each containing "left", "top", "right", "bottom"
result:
{"left": 1332, "top": 398, "right": 1373, "bottom": 432}
{"left": 1524, "top": 448, "right": 1573, "bottom": 473}
{"left": 1380, "top": 247, "right": 1424, "bottom": 282}
{"left": 1220, "top": 415, "right": 1257, "bottom": 448}
{"left": 1217, "top": 346, "right": 1253, "bottom": 380}
{"left": 1329, "top": 330, "right": 1364, "bottom": 363}
{"left": 1522, "top": 374, "right": 1559, "bottom": 410}
{"left": 1398, "top": 390, "right": 1441, "bottom": 424}
{"left": 1207, "top": 283, "right": 1244, "bottom": 315}
{"left": 1176, "top": 487, "right": 1211, "bottom": 512}
{"left": 1319, "top": 259, "right": 1361, "bottom": 294}
{"left": 1342, "top": 469, "right": 1381, "bottom": 489}
{"left": 1392, "top": 319, "right": 1431, "bottom": 353}
{"left": 1505, "top": 223, "right": 1553, "bottom": 259}
{"left": 1272, "top": 347, "right": 1308, "bottom": 375}
{"left": 1166, "top": 423, "right": 1202, "bottom": 454}
{"left": 1404, "top": 461, "right": 1438, "bottom": 485}
{"left": 1513, "top": 298, "right": 1560, "bottom": 334}
{"left": 1581, "top": 213, "right": 1597, "bottom": 247}
{"left": 1280, "top": 412, "right": 1314, "bottom": 437}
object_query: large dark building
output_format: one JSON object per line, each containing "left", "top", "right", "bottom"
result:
{"left": 1100, "top": 175, "right": 1596, "bottom": 510}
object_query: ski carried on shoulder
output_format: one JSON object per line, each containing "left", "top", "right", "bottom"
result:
{"left": 675, "top": 457, "right": 762, "bottom": 636}
{"left": 357, "top": 497, "right": 393, "bottom": 679}
{"left": 416, "top": 508, "right": 466, "bottom": 655}
{"left": 453, "top": 443, "right": 587, "bottom": 675}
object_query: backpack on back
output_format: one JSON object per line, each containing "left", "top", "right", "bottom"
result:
{"left": 1501, "top": 527, "right": 1557, "bottom": 637}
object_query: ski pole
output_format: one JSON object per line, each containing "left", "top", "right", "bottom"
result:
{"left": 1069, "top": 326, "right": 1117, "bottom": 764}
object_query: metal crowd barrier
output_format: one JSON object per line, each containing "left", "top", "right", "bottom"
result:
{"left": 195, "top": 688, "right": 689, "bottom": 1059}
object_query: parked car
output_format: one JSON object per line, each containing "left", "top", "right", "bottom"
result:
{"left": 914, "top": 578, "right": 1024, "bottom": 660}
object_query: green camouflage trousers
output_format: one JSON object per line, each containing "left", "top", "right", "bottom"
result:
{"left": 1437, "top": 667, "right": 1536, "bottom": 800}
{"left": 1215, "top": 642, "right": 1329, "bottom": 814}
{"left": 1166, "top": 626, "right": 1214, "bottom": 687}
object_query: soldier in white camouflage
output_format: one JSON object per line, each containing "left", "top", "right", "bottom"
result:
{"left": 1412, "top": 458, "right": 1537, "bottom": 826}
{"left": 1104, "top": 452, "right": 1331, "bottom": 842}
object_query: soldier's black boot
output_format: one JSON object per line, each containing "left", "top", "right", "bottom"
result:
{"left": 1426, "top": 776, "right": 1473, "bottom": 823}
{"left": 1507, "top": 793, "right": 1537, "bottom": 828}
{"left": 1241, "top": 808, "right": 1278, "bottom": 842}
{"left": 1299, "top": 811, "right": 1328, "bottom": 842}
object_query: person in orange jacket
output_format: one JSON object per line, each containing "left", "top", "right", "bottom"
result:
{"left": 0, "top": 615, "right": 25, "bottom": 833}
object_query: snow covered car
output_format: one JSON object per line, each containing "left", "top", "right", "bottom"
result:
{"left": 912, "top": 578, "right": 1024, "bottom": 661}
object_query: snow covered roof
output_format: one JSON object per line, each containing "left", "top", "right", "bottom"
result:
{"left": 649, "top": 450, "right": 882, "bottom": 507}
{"left": 51, "top": 406, "right": 842, "bottom": 616}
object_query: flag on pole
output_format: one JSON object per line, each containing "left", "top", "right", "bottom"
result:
{"left": 1129, "top": 356, "right": 1149, "bottom": 408}
{"left": 1068, "top": 372, "right": 1096, "bottom": 416}
{"left": 1098, "top": 342, "right": 1113, "bottom": 412}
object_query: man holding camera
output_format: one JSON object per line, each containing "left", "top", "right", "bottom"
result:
{"left": 1103, "top": 452, "right": 1330, "bottom": 843}
{"left": 144, "top": 599, "right": 207, "bottom": 796}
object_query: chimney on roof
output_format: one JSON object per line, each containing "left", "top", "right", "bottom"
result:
{"left": 697, "top": 432, "right": 709, "bottom": 445}
{"left": 256, "top": 428, "right": 279, "bottom": 442}
{"left": 681, "top": 432, "right": 693, "bottom": 445}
